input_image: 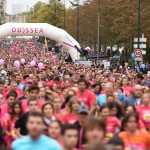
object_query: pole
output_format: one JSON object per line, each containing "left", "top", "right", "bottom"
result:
{"left": 138, "top": 0, "right": 140, "bottom": 49}
{"left": 55, "top": 1, "right": 57, "bottom": 26}
{"left": 64, "top": 0, "right": 66, "bottom": 30}
{"left": 77, "top": 0, "right": 79, "bottom": 42}
{"left": 97, "top": 0, "right": 100, "bottom": 65}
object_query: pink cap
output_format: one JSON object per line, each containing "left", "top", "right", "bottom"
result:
{"left": 27, "top": 79, "right": 34, "bottom": 84}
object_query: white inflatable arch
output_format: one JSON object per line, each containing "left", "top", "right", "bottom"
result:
{"left": 0, "top": 23, "right": 80, "bottom": 61}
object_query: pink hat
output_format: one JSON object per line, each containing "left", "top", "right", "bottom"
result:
{"left": 27, "top": 79, "right": 34, "bottom": 84}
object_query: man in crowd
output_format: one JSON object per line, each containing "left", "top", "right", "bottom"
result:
{"left": 28, "top": 85, "right": 39, "bottom": 100}
{"left": 76, "top": 79, "right": 96, "bottom": 112}
{"left": 12, "top": 111, "right": 61, "bottom": 150}
{"left": 97, "top": 82, "right": 113, "bottom": 106}
{"left": 123, "top": 84, "right": 143, "bottom": 106}
{"left": 74, "top": 105, "right": 89, "bottom": 149}
{"left": 62, "top": 124, "right": 78, "bottom": 150}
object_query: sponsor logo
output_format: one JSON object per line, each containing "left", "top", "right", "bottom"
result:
{"left": 12, "top": 27, "right": 44, "bottom": 34}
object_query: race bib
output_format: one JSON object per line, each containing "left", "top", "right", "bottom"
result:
{"left": 143, "top": 114, "right": 150, "bottom": 122}
{"left": 11, "top": 130, "right": 16, "bottom": 136}
{"left": 105, "top": 133, "right": 113, "bottom": 139}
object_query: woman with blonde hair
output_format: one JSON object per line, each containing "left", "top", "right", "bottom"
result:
{"left": 63, "top": 96, "right": 81, "bottom": 124}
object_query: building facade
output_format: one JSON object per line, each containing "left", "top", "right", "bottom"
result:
{"left": 5, "top": 14, "right": 27, "bottom": 23}
{"left": 0, "top": 0, "right": 6, "bottom": 24}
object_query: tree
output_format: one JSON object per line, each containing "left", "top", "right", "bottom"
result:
{"left": 27, "top": 0, "right": 65, "bottom": 28}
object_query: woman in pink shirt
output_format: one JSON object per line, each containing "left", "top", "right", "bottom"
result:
{"left": 121, "top": 78, "right": 133, "bottom": 96}
{"left": 124, "top": 104, "right": 145, "bottom": 130}
{"left": 99, "top": 105, "right": 121, "bottom": 141}
{"left": 1, "top": 101, "right": 22, "bottom": 147}
{"left": 60, "top": 87, "right": 69, "bottom": 103}
{"left": 48, "top": 120, "right": 64, "bottom": 147}
{"left": 63, "top": 97, "right": 80, "bottom": 124}
{"left": 136, "top": 93, "right": 150, "bottom": 131}
{"left": 1, "top": 91, "right": 17, "bottom": 118}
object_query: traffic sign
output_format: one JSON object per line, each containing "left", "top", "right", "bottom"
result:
{"left": 134, "top": 44, "right": 146, "bottom": 49}
{"left": 142, "top": 50, "right": 146, "bottom": 55}
{"left": 134, "top": 38, "right": 147, "bottom": 43}
{"left": 134, "top": 49, "right": 142, "bottom": 58}
{"left": 134, "top": 34, "right": 147, "bottom": 43}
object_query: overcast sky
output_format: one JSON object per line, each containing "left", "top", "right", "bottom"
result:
{"left": 6, "top": 0, "right": 73, "bottom": 14}
{"left": 6, "top": 0, "right": 49, "bottom": 14}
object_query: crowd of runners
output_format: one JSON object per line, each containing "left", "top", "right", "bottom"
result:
{"left": 0, "top": 38, "right": 149, "bottom": 150}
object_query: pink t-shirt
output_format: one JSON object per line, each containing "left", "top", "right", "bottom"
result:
{"left": 137, "top": 105, "right": 150, "bottom": 128}
{"left": 122, "top": 86, "right": 133, "bottom": 96}
{"left": 63, "top": 113, "right": 78, "bottom": 124}
{"left": 1, "top": 114, "right": 18, "bottom": 147}
{"left": 48, "top": 80, "right": 64, "bottom": 88}
{"left": 76, "top": 90, "right": 96, "bottom": 109}
{"left": 21, "top": 99, "right": 28, "bottom": 113}
{"left": 105, "top": 116, "right": 121, "bottom": 139}
{"left": 3, "top": 87, "right": 22, "bottom": 102}
{"left": 1, "top": 114, "right": 17, "bottom": 138}
{"left": 0, "top": 103, "right": 8, "bottom": 118}
{"left": 53, "top": 112, "right": 64, "bottom": 122}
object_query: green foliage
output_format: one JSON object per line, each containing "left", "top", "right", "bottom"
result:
{"left": 27, "top": 0, "right": 65, "bottom": 28}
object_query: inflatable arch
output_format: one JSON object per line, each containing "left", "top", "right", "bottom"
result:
{"left": 0, "top": 23, "right": 80, "bottom": 61}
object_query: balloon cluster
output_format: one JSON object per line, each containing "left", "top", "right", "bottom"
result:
{"left": 12, "top": 57, "right": 44, "bottom": 70}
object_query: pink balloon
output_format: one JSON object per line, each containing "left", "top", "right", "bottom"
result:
{"left": 20, "top": 58, "right": 25, "bottom": 64}
{"left": 30, "top": 60, "right": 36, "bottom": 67}
{"left": 38, "top": 63, "right": 44, "bottom": 70}
{"left": 14, "top": 60, "right": 20, "bottom": 69}
{"left": 0, "top": 59, "right": 4, "bottom": 66}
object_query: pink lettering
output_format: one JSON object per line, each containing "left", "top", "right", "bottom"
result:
{"left": 12, "top": 27, "right": 16, "bottom": 32}
{"left": 12, "top": 27, "right": 44, "bottom": 34}
{"left": 26, "top": 28, "right": 29, "bottom": 33}
{"left": 17, "top": 28, "right": 22, "bottom": 33}
{"left": 30, "top": 28, "right": 34, "bottom": 33}
{"left": 35, "top": 28, "right": 38, "bottom": 33}
{"left": 39, "top": 28, "right": 43, "bottom": 33}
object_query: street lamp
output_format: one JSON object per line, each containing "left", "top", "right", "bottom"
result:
{"left": 137, "top": 0, "right": 141, "bottom": 49}
{"left": 97, "top": 0, "right": 100, "bottom": 65}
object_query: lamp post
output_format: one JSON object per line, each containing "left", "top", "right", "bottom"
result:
{"left": 97, "top": 0, "right": 100, "bottom": 65}
{"left": 77, "top": 0, "right": 79, "bottom": 42}
{"left": 63, "top": 0, "right": 66, "bottom": 30}
{"left": 137, "top": 0, "right": 140, "bottom": 49}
